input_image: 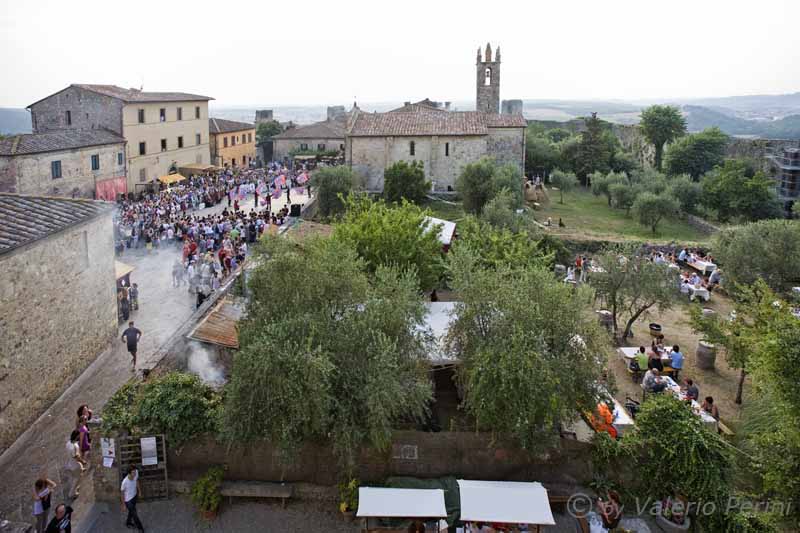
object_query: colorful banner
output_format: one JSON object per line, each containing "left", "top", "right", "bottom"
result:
{"left": 95, "top": 176, "right": 127, "bottom": 201}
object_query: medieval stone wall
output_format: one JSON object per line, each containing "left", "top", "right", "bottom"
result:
{"left": 0, "top": 212, "right": 117, "bottom": 451}
{"left": 273, "top": 137, "right": 344, "bottom": 161}
{"left": 487, "top": 127, "right": 525, "bottom": 173}
{"left": 30, "top": 86, "right": 124, "bottom": 135}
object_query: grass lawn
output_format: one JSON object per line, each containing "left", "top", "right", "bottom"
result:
{"left": 423, "top": 198, "right": 467, "bottom": 222}
{"left": 535, "top": 187, "right": 709, "bottom": 244}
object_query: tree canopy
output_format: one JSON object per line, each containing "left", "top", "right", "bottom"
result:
{"left": 383, "top": 160, "right": 430, "bottom": 205}
{"left": 639, "top": 105, "right": 687, "bottom": 171}
{"left": 224, "top": 236, "right": 432, "bottom": 470}
{"left": 312, "top": 166, "right": 361, "bottom": 218}
{"left": 712, "top": 219, "right": 800, "bottom": 294}
{"left": 664, "top": 127, "right": 729, "bottom": 180}
{"left": 332, "top": 195, "right": 445, "bottom": 292}
{"left": 701, "top": 160, "right": 783, "bottom": 222}
{"left": 457, "top": 158, "right": 524, "bottom": 214}
{"left": 256, "top": 120, "right": 283, "bottom": 143}
{"left": 631, "top": 191, "right": 679, "bottom": 234}
{"left": 592, "top": 249, "right": 676, "bottom": 342}
{"left": 446, "top": 248, "right": 606, "bottom": 451}
{"left": 452, "top": 215, "right": 552, "bottom": 271}
{"left": 550, "top": 169, "right": 578, "bottom": 203}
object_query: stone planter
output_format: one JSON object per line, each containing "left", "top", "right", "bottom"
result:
{"left": 696, "top": 340, "right": 717, "bottom": 370}
{"left": 656, "top": 513, "right": 691, "bottom": 532}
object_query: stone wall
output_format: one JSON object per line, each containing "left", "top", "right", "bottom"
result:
{"left": 273, "top": 138, "right": 345, "bottom": 161}
{"left": 163, "top": 431, "right": 590, "bottom": 488}
{"left": 0, "top": 210, "right": 117, "bottom": 451}
{"left": 0, "top": 142, "right": 126, "bottom": 198}
{"left": 487, "top": 127, "right": 525, "bottom": 173}
{"left": 349, "top": 135, "right": 490, "bottom": 191}
{"left": 30, "top": 86, "right": 124, "bottom": 135}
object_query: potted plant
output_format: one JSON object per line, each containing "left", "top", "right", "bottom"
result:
{"left": 338, "top": 478, "right": 359, "bottom": 522}
{"left": 191, "top": 466, "right": 224, "bottom": 520}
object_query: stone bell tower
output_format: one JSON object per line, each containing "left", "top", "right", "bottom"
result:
{"left": 476, "top": 43, "right": 501, "bottom": 114}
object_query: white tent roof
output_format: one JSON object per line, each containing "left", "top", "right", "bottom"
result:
{"left": 423, "top": 216, "right": 457, "bottom": 246}
{"left": 457, "top": 480, "right": 555, "bottom": 525}
{"left": 356, "top": 487, "right": 448, "bottom": 518}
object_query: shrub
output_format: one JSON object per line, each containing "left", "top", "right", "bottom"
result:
{"left": 191, "top": 466, "right": 224, "bottom": 514}
{"left": 383, "top": 160, "right": 429, "bottom": 205}
{"left": 312, "top": 166, "right": 361, "bottom": 218}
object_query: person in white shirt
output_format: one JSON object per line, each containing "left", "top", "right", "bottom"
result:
{"left": 64, "top": 430, "right": 86, "bottom": 500}
{"left": 120, "top": 466, "right": 144, "bottom": 531}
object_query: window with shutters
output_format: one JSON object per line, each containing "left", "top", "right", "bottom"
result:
{"left": 91, "top": 154, "right": 100, "bottom": 170}
{"left": 51, "top": 160, "right": 62, "bottom": 179}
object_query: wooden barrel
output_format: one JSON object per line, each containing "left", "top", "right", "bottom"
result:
{"left": 597, "top": 310, "right": 613, "bottom": 331}
{"left": 649, "top": 323, "right": 662, "bottom": 337}
{"left": 696, "top": 340, "right": 717, "bottom": 370}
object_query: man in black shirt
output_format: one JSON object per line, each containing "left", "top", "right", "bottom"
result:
{"left": 45, "top": 503, "right": 73, "bottom": 533}
{"left": 121, "top": 321, "right": 143, "bottom": 370}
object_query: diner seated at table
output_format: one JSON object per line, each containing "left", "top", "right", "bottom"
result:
{"left": 708, "top": 268, "right": 722, "bottom": 290}
{"left": 644, "top": 368, "right": 667, "bottom": 393}
{"left": 647, "top": 349, "right": 664, "bottom": 371}
{"left": 690, "top": 272, "right": 702, "bottom": 286}
{"left": 680, "top": 279, "right": 691, "bottom": 294}
{"left": 701, "top": 396, "right": 720, "bottom": 421}
{"left": 678, "top": 247, "right": 688, "bottom": 263}
{"left": 682, "top": 378, "right": 699, "bottom": 402}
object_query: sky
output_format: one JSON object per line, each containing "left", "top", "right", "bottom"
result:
{"left": 2, "top": 0, "right": 800, "bottom": 108}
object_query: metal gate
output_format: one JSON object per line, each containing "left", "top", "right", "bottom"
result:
{"left": 116, "top": 434, "right": 169, "bottom": 500}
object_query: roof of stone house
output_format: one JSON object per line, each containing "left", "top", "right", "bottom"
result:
{"left": 0, "top": 129, "right": 126, "bottom": 156}
{"left": 27, "top": 84, "right": 213, "bottom": 108}
{"left": 347, "top": 111, "right": 526, "bottom": 137}
{"left": 270, "top": 119, "right": 346, "bottom": 140}
{"left": 388, "top": 99, "right": 449, "bottom": 114}
{"left": 0, "top": 193, "right": 114, "bottom": 256}
{"left": 208, "top": 118, "right": 255, "bottom": 135}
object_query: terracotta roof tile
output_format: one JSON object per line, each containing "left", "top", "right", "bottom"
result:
{"left": 271, "top": 119, "right": 346, "bottom": 140}
{"left": 347, "top": 110, "right": 524, "bottom": 137}
{"left": 209, "top": 118, "right": 255, "bottom": 134}
{"left": 74, "top": 84, "right": 212, "bottom": 103}
{"left": 0, "top": 129, "right": 126, "bottom": 156}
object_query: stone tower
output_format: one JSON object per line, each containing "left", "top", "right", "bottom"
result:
{"left": 476, "top": 43, "right": 501, "bottom": 114}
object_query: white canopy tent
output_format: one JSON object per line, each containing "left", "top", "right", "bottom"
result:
{"left": 357, "top": 487, "right": 447, "bottom": 518}
{"left": 423, "top": 216, "right": 457, "bottom": 247}
{"left": 457, "top": 480, "right": 555, "bottom": 527}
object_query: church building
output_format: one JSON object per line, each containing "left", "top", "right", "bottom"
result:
{"left": 345, "top": 44, "right": 526, "bottom": 191}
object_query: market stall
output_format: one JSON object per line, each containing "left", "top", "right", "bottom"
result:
{"left": 457, "top": 480, "right": 556, "bottom": 531}
{"left": 357, "top": 487, "right": 448, "bottom": 532}
{"left": 157, "top": 173, "right": 187, "bottom": 187}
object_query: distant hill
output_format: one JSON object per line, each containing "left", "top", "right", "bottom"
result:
{"left": 683, "top": 105, "right": 800, "bottom": 139}
{"left": 0, "top": 108, "right": 31, "bottom": 135}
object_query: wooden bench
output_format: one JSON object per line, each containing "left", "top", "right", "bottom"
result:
{"left": 718, "top": 420, "right": 735, "bottom": 438}
{"left": 170, "top": 479, "right": 294, "bottom": 508}
{"left": 221, "top": 481, "right": 293, "bottom": 508}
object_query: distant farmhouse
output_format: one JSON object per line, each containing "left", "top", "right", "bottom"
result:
{"left": 344, "top": 43, "right": 526, "bottom": 191}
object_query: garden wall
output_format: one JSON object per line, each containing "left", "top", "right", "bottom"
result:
{"left": 93, "top": 430, "right": 592, "bottom": 502}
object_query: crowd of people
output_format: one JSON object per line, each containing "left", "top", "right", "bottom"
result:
{"left": 113, "top": 164, "right": 311, "bottom": 309}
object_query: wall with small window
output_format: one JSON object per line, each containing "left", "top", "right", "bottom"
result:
{"left": 0, "top": 142, "right": 126, "bottom": 198}
{"left": 29, "top": 86, "right": 125, "bottom": 135}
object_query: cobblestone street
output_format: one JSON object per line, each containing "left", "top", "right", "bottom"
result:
{"left": 0, "top": 192, "right": 308, "bottom": 529}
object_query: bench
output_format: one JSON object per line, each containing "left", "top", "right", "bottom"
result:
{"left": 718, "top": 420, "right": 735, "bottom": 438}
{"left": 221, "top": 481, "right": 293, "bottom": 508}
{"left": 170, "top": 479, "right": 294, "bottom": 508}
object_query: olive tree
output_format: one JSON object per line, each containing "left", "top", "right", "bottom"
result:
{"left": 225, "top": 236, "right": 432, "bottom": 471}
{"left": 446, "top": 248, "right": 606, "bottom": 451}
{"left": 592, "top": 249, "right": 677, "bottom": 342}
{"left": 550, "top": 169, "right": 579, "bottom": 204}
{"left": 632, "top": 191, "right": 679, "bottom": 234}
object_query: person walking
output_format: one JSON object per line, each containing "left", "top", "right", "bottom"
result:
{"left": 121, "top": 321, "right": 143, "bottom": 370}
{"left": 121, "top": 466, "right": 145, "bottom": 532}
{"left": 63, "top": 430, "right": 86, "bottom": 500}
{"left": 33, "top": 478, "right": 56, "bottom": 533}
{"left": 130, "top": 283, "right": 139, "bottom": 311}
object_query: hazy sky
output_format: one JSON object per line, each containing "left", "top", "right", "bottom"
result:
{"left": 2, "top": 0, "right": 799, "bottom": 108}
